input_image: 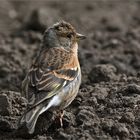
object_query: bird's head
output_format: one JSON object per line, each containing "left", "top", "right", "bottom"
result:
{"left": 42, "top": 21, "right": 86, "bottom": 48}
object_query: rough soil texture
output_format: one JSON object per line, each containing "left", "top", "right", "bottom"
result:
{"left": 0, "top": 1, "right": 140, "bottom": 140}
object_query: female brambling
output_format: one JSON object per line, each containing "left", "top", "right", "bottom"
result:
{"left": 20, "top": 21, "right": 86, "bottom": 134}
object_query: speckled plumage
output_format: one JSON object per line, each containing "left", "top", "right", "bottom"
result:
{"left": 20, "top": 21, "right": 85, "bottom": 134}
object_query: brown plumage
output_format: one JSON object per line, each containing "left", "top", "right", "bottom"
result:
{"left": 20, "top": 21, "right": 86, "bottom": 134}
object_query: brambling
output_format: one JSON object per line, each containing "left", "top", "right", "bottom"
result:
{"left": 19, "top": 21, "right": 86, "bottom": 134}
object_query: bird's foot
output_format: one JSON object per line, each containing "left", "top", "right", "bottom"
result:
{"left": 54, "top": 110, "right": 64, "bottom": 128}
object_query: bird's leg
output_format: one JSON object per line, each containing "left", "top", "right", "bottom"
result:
{"left": 59, "top": 110, "right": 64, "bottom": 127}
{"left": 54, "top": 110, "right": 64, "bottom": 127}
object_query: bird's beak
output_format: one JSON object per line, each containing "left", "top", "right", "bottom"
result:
{"left": 76, "top": 33, "right": 86, "bottom": 40}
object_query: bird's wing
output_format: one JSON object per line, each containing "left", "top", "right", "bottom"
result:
{"left": 23, "top": 47, "right": 79, "bottom": 108}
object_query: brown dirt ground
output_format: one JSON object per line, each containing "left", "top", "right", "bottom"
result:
{"left": 0, "top": 0, "right": 140, "bottom": 140}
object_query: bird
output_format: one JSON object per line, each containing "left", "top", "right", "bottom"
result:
{"left": 19, "top": 21, "right": 86, "bottom": 134}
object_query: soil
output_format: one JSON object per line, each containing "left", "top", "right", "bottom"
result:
{"left": 0, "top": 0, "right": 140, "bottom": 140}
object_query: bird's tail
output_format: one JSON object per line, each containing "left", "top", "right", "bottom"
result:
{"left": 19, "top": 105, "right": 42, "bottom": 134}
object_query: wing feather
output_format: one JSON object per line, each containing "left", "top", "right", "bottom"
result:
{"left": 23, "top": 47, "right": 79, "bottom": 108}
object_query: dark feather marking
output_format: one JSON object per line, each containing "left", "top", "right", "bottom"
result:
{"left": 24, "top": 47, "right": 79, "bottom": 109}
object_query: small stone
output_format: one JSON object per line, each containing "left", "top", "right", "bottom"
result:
{"left": 57, "top": 131, "right": 71, "bottom": 140}
{"left": 89, "top": 64, "right": 117, "bottom": 83}
{"left": 102, "top": 119, "right": 114, "bottom": 134}
{"left": 119, "top": 84, "right": 140, "bottom": 96}
{"left": 92, "top": 86, "right": 109, "bottom": 100}
{"left": 0, "top": 94, "right": 12, "bottom": 116}
{"left": 120, "top": 112, "right": 135, "bottom": 123}
{"left": 36, "top": 135, "right": 53, "bottom": 140}
{"left": 76, "top": 108, "right": 95, "bottom": 125}
{"left": 111, "top": 123, "right": 129, "bottom": 138}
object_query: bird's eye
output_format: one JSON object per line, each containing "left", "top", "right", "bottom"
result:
{"left": 67, "top": 33, "right": 72, "bottom": 38}
{"left": 55, "top": 26, "right": 59, "bottom": 30}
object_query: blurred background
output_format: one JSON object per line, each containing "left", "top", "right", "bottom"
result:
{"left": 0, "top": 0, "right": 140, "bottom": 33}
{"left": 0, "top": 0, "right": 140, "bottom": 91}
